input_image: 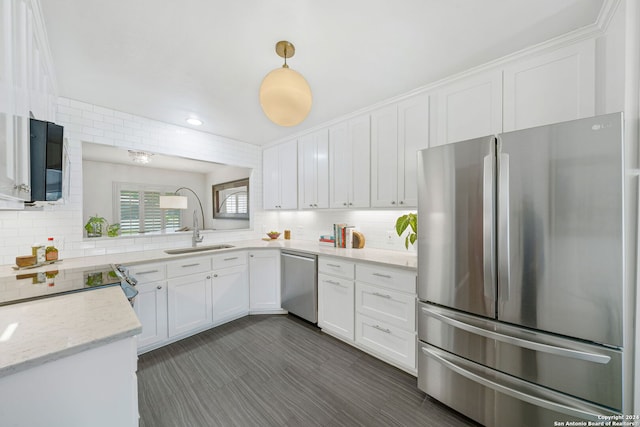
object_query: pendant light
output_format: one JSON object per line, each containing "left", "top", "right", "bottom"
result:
{"left": 259, "top": 41, "right": 312, "bottom": 127}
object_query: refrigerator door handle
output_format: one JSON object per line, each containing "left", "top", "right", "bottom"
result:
{"left": 498, "top": 150, "right": 511, "bottom": 301}
{"left": 482, "top": 152, "right": 496, "bottom": 301}
{"left": 421, "top": 345, "right": 608, "bottom": 421}
{"left": 421, "top": 307, "right": 611, "bottom": 364}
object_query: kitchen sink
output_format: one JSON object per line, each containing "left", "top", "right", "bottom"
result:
{"left": 164, "top": 244, "right": 235, "bottom": 254}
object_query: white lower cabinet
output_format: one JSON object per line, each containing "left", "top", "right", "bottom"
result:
{"left": 212, "top": 264, "right": 249, "bottom": 324}
{"left": 354, "top": 263, "right": 417, "bottom": 373}
{"left": 134, "top": 280, "right": 168, "bottom": 350}
{"left": 167, "top": 271, "right": 213, "bottom": 338}
{"left": 0, "top": 337, "right": 138, "bottom": 427}
{"left": 355, "top": 313, "right": 416, "bottom": 370}
{"left": 248, "top": 250, "right": 282, "bottom": 313}
{"left": 318, "top": 273, "right": 354, "bottom": 341}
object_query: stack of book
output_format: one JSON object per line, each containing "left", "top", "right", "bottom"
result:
{"left": 333, "top": 224, "right": 355, "bottom": 248}
{"left": 318, "top": 234, "right": 335, "bottom": 245}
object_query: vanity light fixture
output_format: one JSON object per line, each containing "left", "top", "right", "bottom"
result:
{"left": 186, "top": 117, "right": 203, "bottom": 126}
{"left": 259, "top": 40, "right": 312, "bottom": 127}
{"left": 128, "top": 150, "right": 153, "bottom": 164}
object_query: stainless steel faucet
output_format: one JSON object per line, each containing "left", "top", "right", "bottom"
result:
{"left": 192, "top": 210, "right": 204, "bottom": 247}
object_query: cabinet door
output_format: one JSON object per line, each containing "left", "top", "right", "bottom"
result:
{"left": 167, "top": 272, "right": 212, "bottom": 337}
{"left": 0, "top": 0, "right": 16, "bottom": 202}
{"left": 397, "top": 93, "right": 429, "bottom": 207}
{"left": 349, "top": 115, "right": 371, "bottom": 208}
{"left": 248, "top": 250, "right": 281, "bottom": 312}
{"left": 134, "top": 281, "right": 168, "bottom": 351}
{"left": 262, "top": 145, "right": 280, "bottom": 209}
{"left": 432, "top": 69, "right": 502, "bottom": 147}
{"left": 328, "top": 122, "right": 350, "bottom": 208}
{"left": 278, "top": 139, "right": 298, "bottom": 209}
{"left": 212, "top": 264, "right": 249, "bottom": 324}
{"left": 503, "top": 39, "right": 595, "bottom": 132}
{"left": 371, "top": 104, "right": 399, "bottom": 207}
{"left": 318, "top": 273, "right": 354, "bottom": 341}
{"left": 298, "top": 129, "right": 328, "bottom": 209}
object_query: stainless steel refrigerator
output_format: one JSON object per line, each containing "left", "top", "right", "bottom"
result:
{"left": 416, "top": 112, "right": 626, "bottom": 426}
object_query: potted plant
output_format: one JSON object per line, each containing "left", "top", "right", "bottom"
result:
{"left": 395, "top": 212, "right": 417, "bottom": 250}
{"left": 107, "top": 223, "right": 121, "bottom": 237}
{"left": 85, "top": 215, "right": 108, "bottom": 238}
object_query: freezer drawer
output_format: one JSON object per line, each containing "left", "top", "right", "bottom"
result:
{"left": 418, "top": 342, "right": 619, "bottom": 427}
{"left": 418, "top": 302, "right": 622, "bottom": 410}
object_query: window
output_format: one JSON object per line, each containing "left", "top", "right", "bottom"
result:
{"left": 115, "top": 183, "right": 182, "bottom": 234}
{"left": 212, "top": 178, "right": 249, "bottom": 220}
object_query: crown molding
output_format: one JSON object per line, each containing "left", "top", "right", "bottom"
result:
{"left": 268, "top": 0, "right": 622, "bottom": 147}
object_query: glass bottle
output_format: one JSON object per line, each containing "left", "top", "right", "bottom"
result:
{"left": 45, "top": 237, "right": 59, "bottom": 262}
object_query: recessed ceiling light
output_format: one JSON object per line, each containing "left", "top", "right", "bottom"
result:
{"left": 186, "top": 117, "right": 203, "bottom": 126}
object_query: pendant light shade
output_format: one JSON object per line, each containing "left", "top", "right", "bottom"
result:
{"left": 259, "top": 41, "right": 312, "bottom": 127}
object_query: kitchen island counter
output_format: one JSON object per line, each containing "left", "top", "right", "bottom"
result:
{"left": 0, "top": 286, "right": 141, "bottom": 378}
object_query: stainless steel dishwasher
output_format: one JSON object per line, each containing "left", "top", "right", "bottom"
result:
{"left": 281, "top": 250, "right": 317, "bottom": 323}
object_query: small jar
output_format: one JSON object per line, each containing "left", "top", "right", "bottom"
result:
{"left": 32, "top": 244, "right": 45, "bottom": 264}
{"left": 284, "top": 229, "right": 291, "bottom": 240}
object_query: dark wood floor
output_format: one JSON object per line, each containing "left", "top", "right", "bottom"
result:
{"left": 137, "top": 315, "right": 479, "bottom": 427}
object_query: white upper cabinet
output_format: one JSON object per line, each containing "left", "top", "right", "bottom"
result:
{"left": 263, "top": 139, "right": 297, "bottom": 210}
{"left": 371, "top": 93, "right": 429, "bottom": 208}
{"left": 397, "top": 93, "right": 429, "bottom": 207}
{"left": 371, "top": 104, "right": 398, "bottom": 208}
{"left": 328, "top": 114, "right": 370, "bottom": 209}
{"left": 0, "top": 0, "right": 56, "bottom": 207}
{"left": 503, "top": 39, "right": 595, "bottom": 132}
{"left": 431, "top": 69, "right": 502, "bottom": 147}
{"left": 298, "top": 129, "right": 329, "bottom": 209}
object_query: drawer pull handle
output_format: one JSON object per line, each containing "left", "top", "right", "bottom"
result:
{"left": 223, "top": 257, "right": 238, "bottom": 261}
{"left": 213, "top": 274, "right": 218, "bottom": 278}
{"left": 372, "top": 325, "right": 392, "bottom": 334}
{"left": 156, "top": 285, "right": 162, "bottom": 290}
{"left": 327, "top": 263, "right": 341, "bottom": 268}
{"left": 324, "top": 279, "right": 347, "bottom": 288}
{"left": 136, "top": 270, "right": 159, "bottom": 275}
{"left": 372, "top": 292, "right": 392, "bottom": 299}
{"left": 372, "top": 273, "right": 392, "bottom": 279}
{"left": 181, "top": 263, "right": 200, "bottom": 268}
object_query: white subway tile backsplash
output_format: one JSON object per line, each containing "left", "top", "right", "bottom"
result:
{"left": 0, "top": 96, "right": 413, "bottom": 266}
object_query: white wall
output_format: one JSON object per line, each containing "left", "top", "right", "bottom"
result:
{"left": 83, "top": 160, "right": 207, "bottom": 229}
{"left": 0, "top": 98, "right": 265, "bottom": 265}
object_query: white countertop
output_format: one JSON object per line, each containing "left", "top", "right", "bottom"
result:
{"left": 0, "top": 239, "right": 417, "bottom": 279}
{"left": 0, "top": 239, "right": 414, "bottom": 378}
{"left": 0, "top": 286, "right": 141, "bottom": 378}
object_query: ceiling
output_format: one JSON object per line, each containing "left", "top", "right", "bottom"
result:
{"left": 41, "top": 0, "right": 604, "bottom": 146}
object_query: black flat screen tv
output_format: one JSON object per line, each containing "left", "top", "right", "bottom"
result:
{"left": 30, "top": 118, "right": 63, "bottom": 202}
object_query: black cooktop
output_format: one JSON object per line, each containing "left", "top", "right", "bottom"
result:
{"left": 0, "top": 264, "right": 125, "bottom": 307}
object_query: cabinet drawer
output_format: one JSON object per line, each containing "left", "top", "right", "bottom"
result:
{"left": 211, "top": 252, "right": 247, "bottom": 270}
{"left": 128, "top": 263, "right": 166, "bottom": 284}
{"left": 355, "top": 313, "right": 416, "bottom": 371}
{"left": 166, "top": 257, "right": 212, "bottom": 278}
{"left": 319, "top": 257, "right": 355, "bottom": 279}
{"left": 356, "top": 282, "right": 415, "bottom": 331}
{"left": 356, "top": 264, "right": 416, "bottom": 294}
{"left": 318, "top": 273, "right": 355, "bottom": 341}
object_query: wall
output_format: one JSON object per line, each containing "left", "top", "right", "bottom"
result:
{"left": 0, "top": 97, "right": 265, "bottom": 265}
{"left": 83, "top": 160, "right": 207, "bottom": 229}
